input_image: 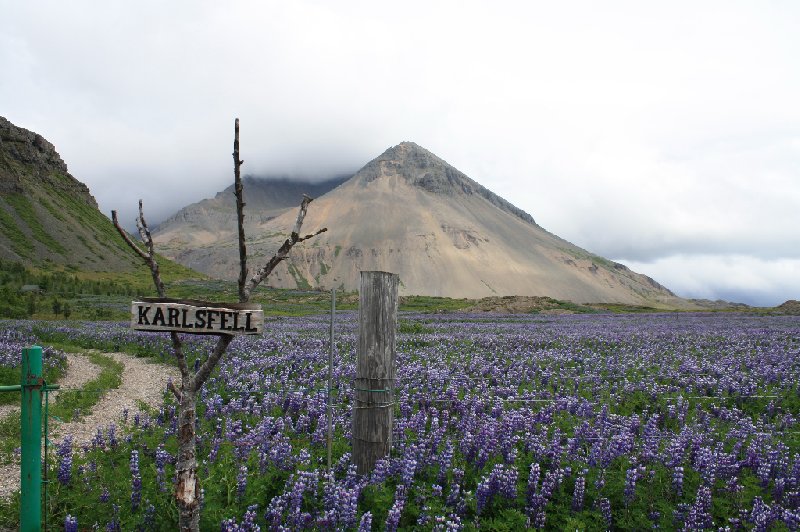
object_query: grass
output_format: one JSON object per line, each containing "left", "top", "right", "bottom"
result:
{"left": 0, "top": 359, "right": 67, "bottom": 406}
{"left": 5, "top": 194, "right": 66, "bottom": 254}
{"left": 398, "top": 295, "right": 474, "bottom": 313}
{"left": 0, "top": 349, "right": 124, "bottom": 463}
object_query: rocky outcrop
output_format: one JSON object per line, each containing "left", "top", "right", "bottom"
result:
{"left": 0, "top": 117, "right": 97, "bottom": 206}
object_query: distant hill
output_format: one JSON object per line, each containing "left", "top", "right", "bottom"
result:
{"left": 155, "top": 141, "right": 692, "bottom": 308}
{"left": 153, "top": 175, "right": 347, "bottom": 263}
{"left": 0, "top": 117, "right": 153, "bottom": 273}
{"left": 777, "top": 300, "right": 800, "bottom": 314}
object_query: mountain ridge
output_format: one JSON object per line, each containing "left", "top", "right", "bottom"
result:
{"left": 154, "top": 141, "right": 685, "bottom": 307}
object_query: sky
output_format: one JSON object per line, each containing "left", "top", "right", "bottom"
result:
{"left": 2, "top": 1, "right": 798, "bottom": 306}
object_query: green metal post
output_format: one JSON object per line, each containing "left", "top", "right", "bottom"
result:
{"left": 20, "top": 345, "right": 42, "bottom": 532}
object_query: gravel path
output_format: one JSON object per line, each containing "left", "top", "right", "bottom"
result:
{"left": 0, "top": 351, "right": 178, "bottom": 499}
{"left": 0, "top": 353, "right": 100, "bottom": 419}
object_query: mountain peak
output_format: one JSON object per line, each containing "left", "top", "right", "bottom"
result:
{"left": 356, "top": 141, "right": 536, "bottom": 225}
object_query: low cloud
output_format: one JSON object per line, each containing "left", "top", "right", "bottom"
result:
{"left": 619, "top": 255, "right": 800, "bottom": 307}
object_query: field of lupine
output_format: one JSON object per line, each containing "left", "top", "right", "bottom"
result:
{"left": 1, "top": 311, "right": 800, "bottom": 530}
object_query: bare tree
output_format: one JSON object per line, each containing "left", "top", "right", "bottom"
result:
{"left": 112, "top": 118, "right": 327, "bottom": 531}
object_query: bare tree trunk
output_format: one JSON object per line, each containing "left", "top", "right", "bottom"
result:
{"left": 112, "top": 118, "right": 327, "bottom": 531}
{"left": 233, "top": 118, "right": 247, "bottom": 302}
{"left": 176, "top": 384, "right": 199, "bottom": 531}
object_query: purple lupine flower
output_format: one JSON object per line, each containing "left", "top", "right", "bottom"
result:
{"left": 107, "top": 423, "right": 118, "bottom": 448}
{"left": 624, "top": 465, "right": 641, "bottom": 506}
{"left": 130, "top": 450, "right": 141, "bottom": 511}
{"left": 209, "top": 438, "right": 221, "bottom": 463}
{"left": 446, "top": 467, "right": 464, "bottom": 508}
{"left": 357, "top": 511, "right": 372, "bottom": 532}
{"left": 599, "top": 498, "right": 612, "bottom": 528}
{"left": 783, "top": 508, "right": 800, "bottom": 530}
{"left": 220, "top": 518, "right": 238, "bottom": 531}
{"left": 386, "top": 485, "right": 407, "bottom": 532}
{"left": 572, "top": 475, "right": 586, "bottom": 512}
{"left": 92, "top": 427, "right": 105, "bottom": 448}
{"left": 401, "top": 458, "right": 417, "bottom": 485}
{"left": 241, "top": 504, "right": 260, "bottom": 532}
{"left": 237, "top": 465, "right": 248, "bottom": 499}
{"left": 371, "top": 458, "right": 390, "bottom": 484}
{"left": 64, "top": 514, "right": 78, "bottom": 532}
{"left": 672, "top": 466, "right": 684, "bottom": 497}
{"left": 106, "top": 504, "right": 121, "bottom": 531}
{"left": 155, "top": 444, "right": 170, "bottom": 492}
{"left": 747, "top": 496, "right": 773, "bottom": 531}
{"left": 57, "top": 436, "right": 72, "bottom": 485}
{"left": 775, "top": 478, "right": 787, "bottom": 503}
{"left": 143, "top": 502, "right": 156, "bottom": 530}
{"left": 477, "top": 464, "right": 518, "bottom": 515}
{"left": 432, "top": 514, "right": 463, "bottom": 531}
{"left": 685, "top": 486, "right": 713, "bottom": 530}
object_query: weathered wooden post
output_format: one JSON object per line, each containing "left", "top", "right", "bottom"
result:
{"left": 352, "top": 271, "right": 398, "bottom": 475}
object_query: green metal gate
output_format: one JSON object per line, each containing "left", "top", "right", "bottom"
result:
{"left": 0, "top": 346, "right": 59, "bottom": 531}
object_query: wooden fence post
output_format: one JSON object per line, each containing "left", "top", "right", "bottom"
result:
{"left": 352, "top": 271, "right": 398, "bottom": 475}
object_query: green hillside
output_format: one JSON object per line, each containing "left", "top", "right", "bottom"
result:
{"left": 0, "top": 116, "right": 202, "bottom": 311}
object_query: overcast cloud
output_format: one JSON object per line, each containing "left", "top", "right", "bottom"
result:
{"left": 2, "top": 0, "right": 798, "bottom": 306}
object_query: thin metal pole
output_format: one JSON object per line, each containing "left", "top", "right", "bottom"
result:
{"left": 20, "top": 345, "right": 42, "bottom": 532}
{"left": 327, "top": 288, "right": 335, "bottom": 471}
{"left": 43, "top": 388, "right": 49, "bottom": 532}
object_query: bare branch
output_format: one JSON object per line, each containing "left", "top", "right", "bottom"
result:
{"left": 290, "top": 195, "right": 313, "bottom": 239}
{"left": 241, "top": 196, "right": 327, "bottom": 301}
{"left": 112, "top": 207, "right": 166, "bottom": 297}
{"left": 171, "top": 331, "right": 190, "bottom": 379}
{"left": 193, "top": 334, "right": 233, "bottom": 390}
{"left": 168, "top": 379, "right": 182, "bottom": 401}
{"left": 137, "top": 199, "right": 157, "bottom": 257}
{"left": 296, "top": 227, "right": 328, "bottom": 243}
{"left": 233, "top": 118, "right": 248, "bottom": 303}
{"left": 111, "top": 210, "right": 149, "bottom": 261}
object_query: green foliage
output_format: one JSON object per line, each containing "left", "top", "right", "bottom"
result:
{"left": 0, "top": 259, "right": 144, "bottom": 319}
{"left": 0, "top": 202, "right": 33, "bottom": 256}
{"left": 5, "top": 193, "right": 66, "bottom": 254}
{"left": 398, "top": 319, "right": 435, "bottom": 335}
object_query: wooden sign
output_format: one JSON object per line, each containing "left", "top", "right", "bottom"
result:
{"left": 131, "top": 298, "right": 263, "bottom": 335}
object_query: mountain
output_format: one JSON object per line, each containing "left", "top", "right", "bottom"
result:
{"left": 153, "top": 175, "right": 347, "bottom": 263}
{"left": 154, "top": 141, "right": 684, "bottom": 306}
{"left": 0, "top": 116, "right": 140, "bottom": 272}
